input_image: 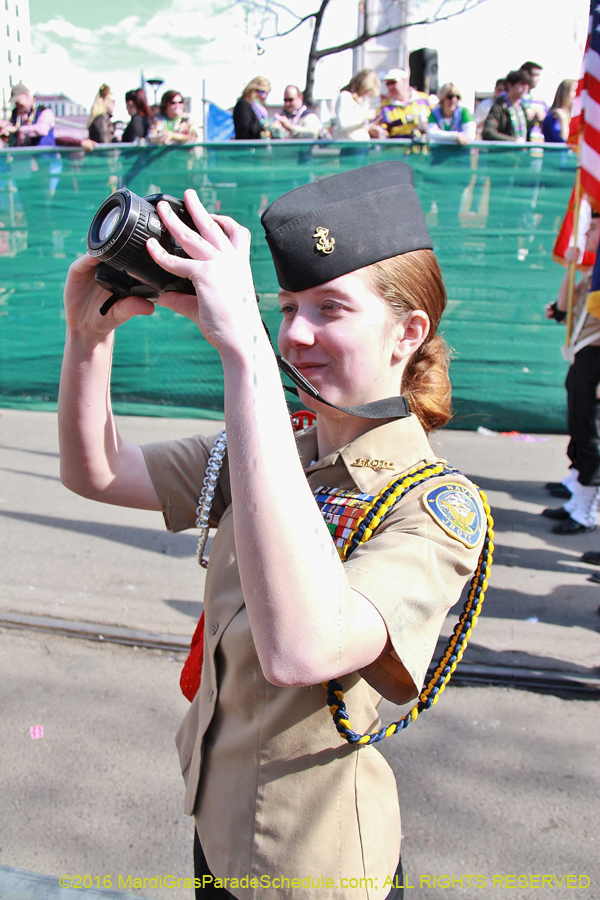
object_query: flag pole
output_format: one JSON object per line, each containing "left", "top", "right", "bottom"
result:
{"left": 566, "top": 161, "right": 582, "bottom": 347}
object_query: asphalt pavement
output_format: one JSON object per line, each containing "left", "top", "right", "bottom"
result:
{"left": 1, "top": 408, "right": 599, "bottom": 899}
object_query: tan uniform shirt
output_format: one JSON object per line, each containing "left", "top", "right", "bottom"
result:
{"left": 571, "top": 274, "right": 600, "bottom": 350}
{"left": 142, "top": 415, "right": 485, "bottom": 900}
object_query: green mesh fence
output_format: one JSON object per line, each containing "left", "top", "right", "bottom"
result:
{"left": 0, "top": 140, "right": 577, "bottom": 430}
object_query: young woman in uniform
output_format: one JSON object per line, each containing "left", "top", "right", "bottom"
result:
{"left": 58, "top": 161, "right": 486, "bottom": 900}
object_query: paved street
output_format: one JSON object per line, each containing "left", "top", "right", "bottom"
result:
{"left": 0, "top": 408, "right": 599, "bottom": 899}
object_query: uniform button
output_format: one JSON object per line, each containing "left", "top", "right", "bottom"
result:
{"left": 211, "top": 622, "right": 219, "bottom": 635}
{"left": 209, "top": 690, "right": 214, "bottom": 702}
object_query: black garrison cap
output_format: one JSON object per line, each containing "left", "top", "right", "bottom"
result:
{"left": 260, "top": 160, "right": 433, "bottom": 293}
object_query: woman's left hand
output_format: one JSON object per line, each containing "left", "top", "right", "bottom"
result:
{"left": 147, "top": 189, "right": 261, "bottom": 355}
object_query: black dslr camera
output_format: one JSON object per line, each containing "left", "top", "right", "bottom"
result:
{"left": 87, "top": 188, "right": 197, "bottom": 315}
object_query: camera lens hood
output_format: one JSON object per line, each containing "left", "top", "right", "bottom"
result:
{"left": 88, "top": 188, "right": 198, "bottom": 308}
{"left": 87, "top": 189, "right": 157, "bottom": 271}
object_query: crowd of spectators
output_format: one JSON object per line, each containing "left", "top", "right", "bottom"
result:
{"left": 0, "top": 81, "right": 199, "bottom": 149}
{"left": 0, "top": 61, "right": 575, "bottom": 148}
{"left": 230, "top": 60, "right": 573, "bottom": 148}
{"left": 0, "top": 82, "right": 97, "bottom": 150}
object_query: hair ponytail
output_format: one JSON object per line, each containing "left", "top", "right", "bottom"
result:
{"left": 366, "top": 249, "right": 453, "bottom": 432}
{"left": 401, "top": 334, "right": 452, "bottom": 433}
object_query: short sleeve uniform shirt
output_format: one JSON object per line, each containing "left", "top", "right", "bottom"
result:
{"left": 141, "top": 414, "right": 484, "bottom": 900}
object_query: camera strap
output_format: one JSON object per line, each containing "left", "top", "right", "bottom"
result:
{"left": 258, "top": 314, "right": 411, "bottom": 420}
{"left": 275, "top": 355, "right": 411, "bottom": 420}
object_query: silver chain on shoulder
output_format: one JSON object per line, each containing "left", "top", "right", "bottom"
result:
{"left": 195, "top": 429, "right": 227, "bottom": 568}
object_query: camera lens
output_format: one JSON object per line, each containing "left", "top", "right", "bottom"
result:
{"left": 87, "top": 188, "right": 199, "bottom": 303}
{"left": 98, "top": 206, "right": 122, "bottom": 243}
{"left": 87, "top": 190, "right": 144, "bottom": 265}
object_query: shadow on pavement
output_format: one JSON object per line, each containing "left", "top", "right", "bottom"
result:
{"left": 0, "top": 466, "right": 62, "bottom": 482}
{"left": 473, "top": 582, "right": 600, "bottom": 632}
{"left": 456, "top": 640, "right": 600, "bottom": 679}
{"left": 0, "top": 443, "right": 60, "bottom": 458}
{"left": 164, "top": 599, "right": 204, "bottom": 620}
{"left": 0, "top": 510, "right": 198, "bottom": 557}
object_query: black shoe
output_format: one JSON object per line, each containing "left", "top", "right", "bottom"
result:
{"left": 581, "top": 551, "right": 600, "bottom": 566}
{"left": 552, "top": 517, "right": 596, "bottom": 534}
{"left": 547, "top": 485, "right": 572, "bottom": 499}
{"left": 542, "top": 507, "right": 570, "bottom": 520}
{"left": 545, "top": 481, "right": 566, "bottom": 491}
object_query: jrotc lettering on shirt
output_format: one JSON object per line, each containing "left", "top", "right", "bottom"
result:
{"left": 351, "top": 458, "right": 395, "bottom": 470}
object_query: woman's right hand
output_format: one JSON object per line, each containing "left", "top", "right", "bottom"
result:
{"left": 63, "top": 253, "right": 155, "bottom": 338}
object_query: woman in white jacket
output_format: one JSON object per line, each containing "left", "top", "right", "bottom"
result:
{"left": 333, "top": 69, "right": 383, "bottom": 140}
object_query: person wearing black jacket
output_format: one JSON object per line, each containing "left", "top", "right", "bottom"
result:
{"left": 122, "top": 89, "right": 152, "bottom": 142}
{"left": 482, "top": 69, "right": 533, "bottom": 142}
{"left": 87, "top": 84, "right": 117, "bottom": 144}
{"left": 233, "top": 76, "right": 271, "bottom": 139}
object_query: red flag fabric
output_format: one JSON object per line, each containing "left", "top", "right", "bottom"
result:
{"left": 568, "top": 0, "right": 600, "bottom": 209}
{"left": 553, "top": 189, "right": 596, "bottom": 268}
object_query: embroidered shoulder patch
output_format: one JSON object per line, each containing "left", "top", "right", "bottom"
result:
{"left": 422, "top": 482, "right": 484, "bottom": 548}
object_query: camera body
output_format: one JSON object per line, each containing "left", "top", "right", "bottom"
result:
{"left": 87, "top": 188, "right": 197, "bottom": 303}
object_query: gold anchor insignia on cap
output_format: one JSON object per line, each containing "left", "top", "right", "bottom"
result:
{"left": 313, "top": 227, "right": 336, "bottom": 254}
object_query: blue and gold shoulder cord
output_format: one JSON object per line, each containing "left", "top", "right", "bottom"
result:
{"left": 195, "top": 443, "right": 493, "bottom": 741}
{"left": 323, "top": 460, "right": 494, "bottom": 745}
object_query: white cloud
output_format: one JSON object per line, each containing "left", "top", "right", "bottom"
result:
{"left": 36, "top": 17, "right": 96, "bottom": 43}
{"left": 26, "top": 0, "right": 353, "bottom": 119}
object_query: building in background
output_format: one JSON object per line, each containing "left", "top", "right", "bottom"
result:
{"left": 0, "top": 0, "right": 31, "bottom": 117}
{"left": 353, "top": 0, "right": 409, "bottom": 77}
{"left": 35, "top": 93, "right": 86, "bottom": 118}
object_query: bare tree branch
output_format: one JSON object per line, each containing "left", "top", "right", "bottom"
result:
{"left": 248, "top": 0, "right": 486, "bottom": 42}
{"left": 313, "top": 0, "right": 488, "bottom": 60}
{"left": 240, "top": 0, "right": 490, "bottom": 105}
{"left": 258, "top": 13, "right": 317, "bottom": 39}
{"left": 238, "top": 0, "right": 317, "bottom": 40}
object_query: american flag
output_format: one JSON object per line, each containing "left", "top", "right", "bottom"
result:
{"left": 569, "top": 0, "right": 600, "bottom": 207}
{"left": 552, "top": 189, "right": 596, "bottom": 268}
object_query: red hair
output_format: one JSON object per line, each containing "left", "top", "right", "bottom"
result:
{"left": 365, "top": 250, "right": 452, "bottom": 432}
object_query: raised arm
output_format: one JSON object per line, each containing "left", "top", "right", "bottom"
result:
{"left": 146, "top": 192, "right": 390, "bottom": 687}
{"left": 58, "top": 254, "right": 161, "bottom": 509}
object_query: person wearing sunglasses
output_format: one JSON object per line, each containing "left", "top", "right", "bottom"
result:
{"left": 233, "top": 76, "right": 272, "bottom": 140}
{"left": 148, "top": 90, "right": 198, "bottom": 145}
{"left": 375, "top": 68, "right": 433, "bottom": 140}
{"left": 272, "top": 84, "right": 323, "bottom": 140}
{"left": 426, "top": 83, "right": 475, "bottom": 145}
